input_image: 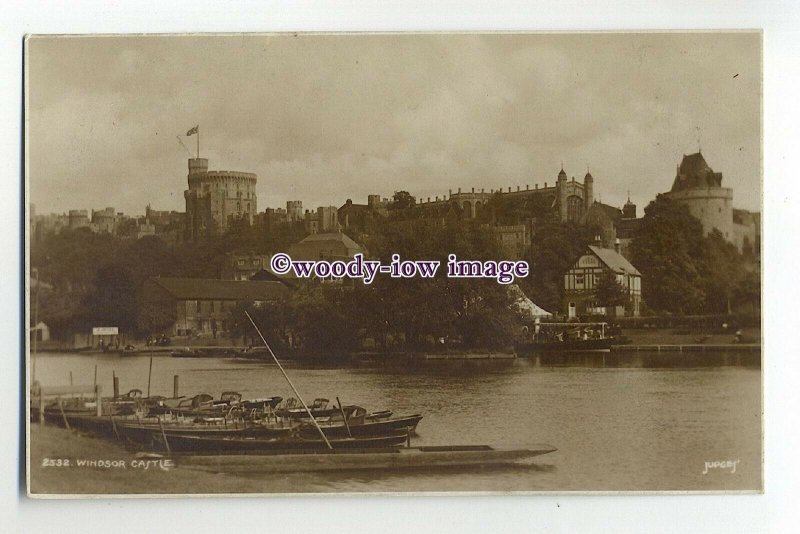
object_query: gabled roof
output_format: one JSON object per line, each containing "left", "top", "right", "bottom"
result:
{"left": 249, "top": 269, "right": 297, "bottom": 287}
{"left": 297, "top": 232, "right": 361, "bottom": 250}
{"left": 147, "top": 277, "right": 289, "bottom": 301}
{"left": 586, "top": 201, "right": 622, "bottom": 222}
{"left": 587, "top": 245, "right": 641, "bottom": 276}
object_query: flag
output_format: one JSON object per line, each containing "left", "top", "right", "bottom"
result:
{"left": 186, "top": 125, "right": 199, "bottom": 136}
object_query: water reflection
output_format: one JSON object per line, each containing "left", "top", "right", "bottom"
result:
{"left": 30, "top": 350, "right": 761, "bottom": 492}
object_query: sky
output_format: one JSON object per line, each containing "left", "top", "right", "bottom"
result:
{"left": 26, "top": 32, "right": 762, "bottom": 216}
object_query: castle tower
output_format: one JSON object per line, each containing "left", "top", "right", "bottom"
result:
{"left": 286, "top": 201, "right": 303, "bottom": 222}
{"left": 664, "top": 152, "right": 733, "bottom": 241}
{"left": 557, "top": 166, "right": 568, "bottom": 222}
{"left": 584, "top": 171, "right": 594, "bottom": 212}
{"left": 188, "top": 157, "right": 209, "bottom": 176}
{"left": 622, "top": 192, "right": 637, "bottom": 219}
{"left": 184, "top": 157, "right": 257, "bottom": 241}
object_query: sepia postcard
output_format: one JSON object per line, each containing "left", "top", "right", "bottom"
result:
{"left": 24, "top": 32, "right": 762, "bottom": 497}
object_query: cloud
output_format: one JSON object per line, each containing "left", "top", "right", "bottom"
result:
{"left": 26, "top": 33, "right": 762, "bottom": 216}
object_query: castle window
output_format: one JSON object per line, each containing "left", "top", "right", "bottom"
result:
{"left": 567, "top": 196, "right": 584, "bottom": 222}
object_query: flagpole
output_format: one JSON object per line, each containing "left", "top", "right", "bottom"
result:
{"left": 197, "top": 126, "right": 200, "bottom": 158}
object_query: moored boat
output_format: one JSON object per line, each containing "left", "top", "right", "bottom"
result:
{"left": 177, "top": 444, "right": 559, "bottom": 473}
{"left": 515, "top": 321, "right": 616, "bottom": 354}
{"left": 153, "top": 429, "right": 411, "bottom": 453}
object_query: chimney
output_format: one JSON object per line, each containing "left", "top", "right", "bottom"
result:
{"left": 615, "top": 238, "right": 621, "bottom": 254}
{"left": 594, "top": 235, "right": 602, "bottom": 245}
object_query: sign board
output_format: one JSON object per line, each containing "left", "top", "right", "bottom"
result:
{"left": 92, "top": 327, "right": 119, "bottom": 336}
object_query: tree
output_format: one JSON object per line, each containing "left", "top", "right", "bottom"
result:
{"left": 82, "top": 263, "right": 138, "bottom": 331}
{"left": 594, "top": 270, "right": 629, "bottom": 310}
{"left": 360, "top": 219, "right": 516, "bottom": 349}
{"left": 696, "top": 230, "right": 742, "bottom": 314}
{"left": 136, "top": 301, "right": 176, "bottom": 335}
{"left": 389, "top": 191, "right": 416, "bottom": 211}
{"left": 629, "top": 195, "right": 706, "bottom": 314}
{"left": 519, "top": 215, "right": 599, "bottom": 314}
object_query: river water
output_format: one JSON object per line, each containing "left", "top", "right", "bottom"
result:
{"left": 30, "top": 351, "right": 762, "bottom": 493}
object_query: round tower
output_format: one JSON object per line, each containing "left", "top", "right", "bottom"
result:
{"left": 286, "top": 201, "right": 303, "bottom": 222}
{"left": 664, "top": 152, "right": 733, "bottom": 240}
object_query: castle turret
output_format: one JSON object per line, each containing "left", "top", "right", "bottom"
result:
{"left": 286, "top": 200, "right": 303, "bottom": 222}
{"left": 584, "top": 171, "right": 594, "bottom": 212}
{"left": 557, "top": 166, "right": 568, "bottom": 222}
{"left": 622, "top": 192, "right": 636, "bottom": 219}
{"left": 188, "top": 158, "right": 209, "bottom": 176}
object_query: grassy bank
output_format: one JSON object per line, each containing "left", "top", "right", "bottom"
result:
{"left": 620, "top": 327, "right": 761, "bottom": 346}
{"left": 27, "top": 424, "right": 316, "bottom": 495}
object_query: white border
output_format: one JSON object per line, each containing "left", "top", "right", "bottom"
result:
{"left": 4, "top": 1, "right": 799, "bottom": 532}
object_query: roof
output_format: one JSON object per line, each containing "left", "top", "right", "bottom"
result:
{"left": 582, "top": 201, "right": 622, "bottom": 226}
{"left": 297, "top": 232, "right": 361, "bottom": 249}
{"left": 147, "top": 277, "right": 289, "bottom": 301}
{"left": 508, "top": 285, "right": 553, "bottom": 318}
{"left": 587, "top": 245, "right": 642, "bottom": 276}
{"left": 249, "top": 268, "right": 297, "bottom": 287}
{"left": 671, "top": 152, "right": 723, "bottom": 191}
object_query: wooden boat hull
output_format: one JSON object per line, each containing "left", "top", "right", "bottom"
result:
{"left": 295, "top": 414, "right": 423, "bottom": 439}
{"left": 176, "top": 444, "right": 559, "bottom": 473}
{"left": 154, "top": 430, "right": 411, "bottom": 453}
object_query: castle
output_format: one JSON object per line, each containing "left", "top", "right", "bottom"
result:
{"left": 183, "top": 157, "right": 258, "bottom": 241}
{"left": 663, "top": 152, "right": 760, "bottom": 253}
{"left": 414, "top": 166, "right": 594, "bottom": 223}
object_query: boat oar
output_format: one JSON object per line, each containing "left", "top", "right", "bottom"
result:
{"left": 244, "top": 311, "right": 333, "bottom": 450}
{"left": 336, "top": 396, "right": 352, "bottom": 438}
{"left": 147, "top": 355, "right": 153, "bottom": 398}
{"left": 58, "top": 397, "right": 70, "bottom": 430}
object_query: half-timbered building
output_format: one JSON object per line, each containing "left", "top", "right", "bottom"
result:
{"left": 563, "top": 243, "right": 642, "bottom": 318}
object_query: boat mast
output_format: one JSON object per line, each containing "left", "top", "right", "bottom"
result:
{"left": 244, "top": 311, "right": 333, "bottom": 449}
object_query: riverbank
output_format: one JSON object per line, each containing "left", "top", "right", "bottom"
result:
{"left": 620, "top": 326, "right": 761, "bottom": 346}
{"left": 28, "top": 424, "right": 328, "bottom": 495}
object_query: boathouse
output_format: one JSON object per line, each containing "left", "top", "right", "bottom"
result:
{"left": 139, "top": 277, "right": 290, "bottom": 337}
